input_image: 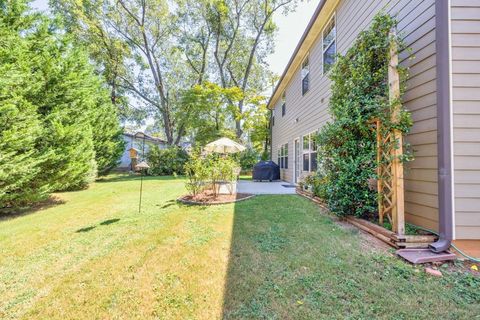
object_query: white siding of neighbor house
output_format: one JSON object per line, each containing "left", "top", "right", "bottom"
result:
{"left": 451, "top": 0, "right": 480, "bottom": 239}
{"left": 118, "top": 135, "right": 165, "bottom": 169}
{"left": 271, "top": 0, "right": 439, "bottom": 231}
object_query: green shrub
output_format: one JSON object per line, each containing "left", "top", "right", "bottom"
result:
{"left": 238, "top": 148, "right": 259, "bottom": 171}
{"left": 184, "top": 151, "right": 208, "bottom": 196}
{"left": 303, "top": 173, "right": 328, "bottom": 200}
{"left": 147, "top": 146, "right": 189, "bottom": 176}
{"left": 184, "top": 152, "right": 240, "bottom": 196}
{"left": 316, "top": 14, "right": 412, "bottom": 218}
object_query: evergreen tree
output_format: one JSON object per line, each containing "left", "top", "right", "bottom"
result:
{"left": 0, "top": 4, "right": 51, "bottom": 206}
{"left": 30, "top": 24, "right": 98, "bottom": 190}
{"left": 91, "top": 91, "right": 125, "bottom": 175}
{"left": 27, "top": 7, "right": 124, "bottom": 189}
{"left": 0, "top": 0, "right": 124, "bottom": 208}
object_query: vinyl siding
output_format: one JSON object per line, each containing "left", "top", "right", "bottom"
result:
{"left": 451, "top": 0, "right": 480, "bottom": 239}
{"left": 271, "top": 0, "right": 439, "bottom": 231}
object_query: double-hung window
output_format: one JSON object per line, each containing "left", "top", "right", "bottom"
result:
{"left": 302, "top": 135, "right": 310, "bottom": 171}
{"left": 281, "top": 91, "right": 286, "bottom": 116}
{"left": 310, "top": 132, "right": 318, "bottom": 172}
{"left": 322, "top": 15, "right": 336, "bottom": 74}
{"left": 278, "top": 144, "right": 288, "bottom": 169}
{"left": 302, "top": 133, "right": 318, "bottom": 172}
{"left": 301, "top": 56, "right": 310, "bottom": 95}
{"left": 277, "top": 147, "right": 281, "bottom": 168}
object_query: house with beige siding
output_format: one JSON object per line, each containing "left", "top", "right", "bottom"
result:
{"left": 268, "top": 0, "right": 480, "bottom": 244}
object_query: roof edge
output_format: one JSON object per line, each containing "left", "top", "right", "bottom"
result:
{"left": 267, "top": 0, "right": 328, "bottom": 109}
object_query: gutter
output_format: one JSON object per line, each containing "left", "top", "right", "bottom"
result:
{"left": 267, "top": 0, "right": 327, "bottom": 109}
{"left": 269, "top": 109, "right": 273, "bottom": 160}
{"left": 430, "top": 0, "right": 455, "bottom": 253}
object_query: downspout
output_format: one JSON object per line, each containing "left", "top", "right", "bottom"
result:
{"left": 269, "top": 109, "right": 273, "bottom": 161}
{"left": 429, "top": 0, "right": 454, "bottom": 253}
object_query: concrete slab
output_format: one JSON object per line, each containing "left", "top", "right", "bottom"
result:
{"left": 237, "top": 180, "right": 297, "bottom": 195}
{"left": 396, "top": 249, "right": 457, "bottom": 264}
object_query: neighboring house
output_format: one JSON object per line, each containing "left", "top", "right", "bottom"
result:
{"left": 269, "top": 0, "right": 480, "bottom": 241}
{"left": 118, "top": 132, "right": 167, "bottom": 170}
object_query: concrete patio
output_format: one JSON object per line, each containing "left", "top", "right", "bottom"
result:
{"left": 237, "top": 180, "right": 297, "bottom": 195}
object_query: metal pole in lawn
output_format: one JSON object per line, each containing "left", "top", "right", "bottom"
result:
{"left": 139, "top": 135, "right": 145, "bottom": 213}
{"left": 136, "top": 134, "right": 150, "bottom": 213}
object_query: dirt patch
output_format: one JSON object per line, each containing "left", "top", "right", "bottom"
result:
{"left": 336, "top": 218, "right": 391, "bottom": 253}
{"left": 178, "top": 191, "right": 254, "bottom": 205}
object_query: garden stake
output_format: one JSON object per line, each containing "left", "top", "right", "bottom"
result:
{"left": 138, "top": 134, "right": 146, "bottom": 214}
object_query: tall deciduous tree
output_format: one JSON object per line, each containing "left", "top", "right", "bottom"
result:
{"left": 52, "top": 0, "right": 204, "bottom": 145}
{"left": 209, "top": 0, "right": 298, "bottom": 138}
{"left": 52, "top": 0, "right": 298, "bottom": 147}
{"left": 181, "top": 82, "right": 243, "bottom": 146}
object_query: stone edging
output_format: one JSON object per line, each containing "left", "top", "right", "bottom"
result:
{"left": 177, "top": 194, "right": 255, "bottom": 206}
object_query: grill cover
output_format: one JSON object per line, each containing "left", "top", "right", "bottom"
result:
{"left": 252, "top": 161, "right": 280, "bottom": 181}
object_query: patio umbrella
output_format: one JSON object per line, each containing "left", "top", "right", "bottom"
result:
{"left": 204, "top": 137, "right": 246, "bottom": 154}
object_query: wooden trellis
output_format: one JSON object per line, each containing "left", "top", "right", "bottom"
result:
{"left": 373, "top": 30, "right": 405, "bottom": 236}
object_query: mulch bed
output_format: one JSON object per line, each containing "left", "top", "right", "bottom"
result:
{"left": 178, "top": 190, "right": 254, "bottom": 205}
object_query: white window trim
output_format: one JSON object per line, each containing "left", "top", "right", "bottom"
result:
{"left": 302, "top": 134, "right": 311, "bottom": 172}
{"left": 278, "top": 143, "right": 288, "bottom": 169}
{"left": 301, "top": 54, "right": 310, "bottom": 95}
{"left": 294, "top": 136, "right": 301, "bottom": 183}
{"left": 322, "top": 13, "right": 336, "bottom": 75}
{"left": 301, "top": 54, "right": 310, "bottom": 80}
{"left": 302, "top": 131, "right": 319, "bottom": 172}
{"left": 309, "top": 130, "right": 318, "bottom": 172}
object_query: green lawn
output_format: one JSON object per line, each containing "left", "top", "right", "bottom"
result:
{"left": 1, "top": 175, "right": 478, "bottom": 319}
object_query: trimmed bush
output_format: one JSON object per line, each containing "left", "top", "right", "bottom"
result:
{"left": 146, "top": 146, "right": 189, "bottom": 176}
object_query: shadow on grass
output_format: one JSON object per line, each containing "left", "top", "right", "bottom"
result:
{"left": 220, "top": 195, "right": 480, "bottom": 319}
{"left": 100, "top": 218, "right": 120, "bottom": 225}
{"left": 221, "top": 194, "right": 295, "bottom": 319}
{"left": 156, "top": 199, "right": 177, "bottom": 209}
{"left": 96, "top": 174, "right": 183, "bottom": 184}
{"left": 76, "top": 218, "right": 120, "bottom": 233}
{"left": 76, "top": 226, "right": 96, "bottom": 233}
{"left": 0, "top": 196, "right": 66, "bottom": 222}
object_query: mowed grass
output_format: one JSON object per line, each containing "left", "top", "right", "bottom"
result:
{"left": 0, "top": 175, "right": 478, "bottom": 319}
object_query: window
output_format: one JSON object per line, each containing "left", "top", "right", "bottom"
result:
{"left": 277, "top": 147, "right": 282, "bottom": 168}
{"left": 310, "top": 132, "right": 318, "bottom": 172}
{"left": 272, "top": 115, "right": 275, "bottom": 127}
{"left": 322, "top": 15, "right": 336, "bottom": 74}
{"left": 301, "top": 56, "right": 309, "bottom": 95}
{"left": 302, "top": 133, "right": 318, "bottom": 172}
{"left": 281, "top": 91, "right": 286, "bottom": 116}
{"left": 278, "top": 144, "right": 288, "bottom": 169}
{"left": 302, "top": 135, "right": 310, "bottom": 171}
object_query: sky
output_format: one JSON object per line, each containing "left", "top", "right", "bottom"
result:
{"left": 267, "top": 0, "right": 320, "bottom": 75}
{"left": 31, "top": 0, "right": 320, "bottom": 78}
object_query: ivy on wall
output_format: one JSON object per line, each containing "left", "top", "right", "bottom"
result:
{"left": 315, "top": 14, "right": 413, "bottom": 218}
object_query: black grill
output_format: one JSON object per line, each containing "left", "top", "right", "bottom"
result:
{"left": 252, "top": 161, "right": 280, "bottom": 182}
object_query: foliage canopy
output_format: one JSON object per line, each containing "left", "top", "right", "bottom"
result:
{"left": 315, "top": 14, "right": 413, "bottom": 218}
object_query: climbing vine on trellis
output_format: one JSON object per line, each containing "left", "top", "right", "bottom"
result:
{"left": 315, "top": 14, "right": 413, "bottom": 220}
